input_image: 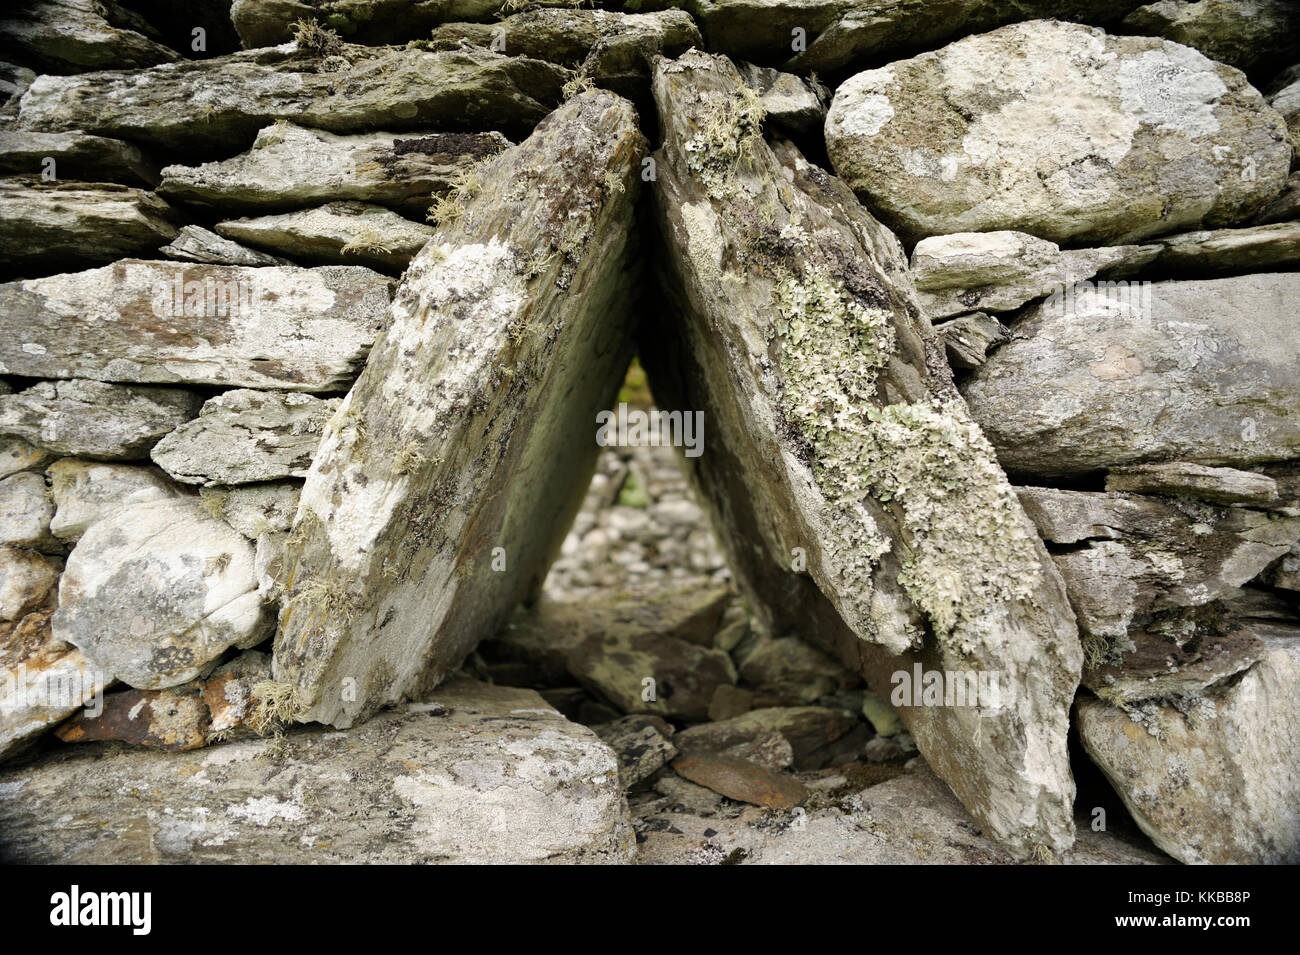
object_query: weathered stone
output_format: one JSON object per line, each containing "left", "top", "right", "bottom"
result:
{"left": 825, "top": 21, "right": 1291, "bottom": 244}
{"left": 55, "top": 683, "right": 210, "bottom": 751}
{"left": 1269, "top": 66, "right": 1300, "bottom": 158}
{"left": 47, "top": 458, "right": 183, "bottom": 541}
{"left": 159, "top": 123, "right": 510, "bottom": 217}
{"left": 0, "top": 180, "right": 179, "bottom": 274}
{"left": 1018, "top": 486, "right": 1300, "bottom": 640}
{"left": 672, "top": 752, "right": 809, "bottom": 809}
{"left": 152, "top": 391, "right": 340, "bottom": 487}
{"left": 0, "top": 679, "right": 635, "bottom": 863}
{"left": 675, "top": 706, "right": 858, "bottom": 771}
{"left": 0, "top": 473, "right": 57, "bottom": 552}
{"left": 16, "top": 44, "right": 570, "bottom": 153}
{"left": 909, "top": 231, "right": 1157, "bottom": 320}
{"left": 0, "top": 63, "right": 36, "bottom": 122}
{"left": 0, "top": 440, "right": 54, "bottom": 481}
{"left": 200, "top": 482, "right": 301, "bottom": 540}
{"left": 737, "top": 635, "right": 856, "bottom": 705}
{"left": 0, "top": 546, "right": 58, "bottom": 622}
{"left": 272, "top": 92, "right": 646, "bottom": 728}
{"left": 53, "top": 498, "right": 272, "bottom": 689}
{"left": 1252, "top": 171, "right": 1300, "bottom": 225}
{"left": 963, "top": 274, "right": 1300, "bottom": 477}
{"left": 569, "top": 629, "right": 738, "bottom": 721}
{"left": 594, "top": 714, "right": 679, "bottom": 787}
{"left": 1123, "top": 0, "right": 1300, "bottom": 76}
{"left": 160, "top": 225, "right": 289, "bottom": 267}
{"left": 642, "top": 51, "right": 1081, "bottom": 859}
{"left": 203, "top": 650, "right": 272, "bottom": 739}
{"left": 0, "top": 262, "right": 393, "bottom": 391}
{"left": 934, "top": 313, "right": 1009, "bottom": 371}
{"left": 0, "top": 0, "right": 180, "bottom": 74}
{"left": 708, "top": 683, "right": 753, "bottom": 721}
{"left": 0, "top": 379, "right": 201, "bottom": 460}
{"left": 1105, "top": 462, "right": 1279, "bottom": 506}
{"left": 737, "top": 63, "right": 828, "bottom": 135}
{"left": 216, "top": 202, "right": 437, "bottom": 272}
{"left": 1077, "top": 628, "right": 1300, "bottom": 864}
{"left": 1147, "top": 221, "right": 1300, "bottom": 275}
{"left": 0, "top": 130, "right": 159, "bottom": 187}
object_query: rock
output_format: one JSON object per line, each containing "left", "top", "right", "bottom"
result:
{"left": 1123, "top": 0, "right": 1300, "bottom": 76}
{"left": 0, "top": 679, "right": 635, "bottom": 863}
{"left": 0, "top": 180, "right": 179, "bottom": 274}
{"left": 1252, "top": 170, "right": 1300, "bottom": 225}
{"left": 0, "top": 546, "right": 59, "bottom": 622}
{"left": 47, "top": 458, "right": 183, "bottom": 541}
{"left": 1147, "top": 221, "right": 1300, "bottom": 275}
{"left": 52, "top": 498, "right": 272, "bottom": 689}
{"left": 272, "top": 92, "right": 646, "bottom": 728}
{"left": 216, "top": 202, "right": 436, "bottom": 272}
{"left": 594, "top": 714, "right": 679, "bottom": 787}
{"left": 861, "top": 691, "right": 903, "bottom": 737}
{"left": 1269, "top": 67, "right": 1299, "bottom": 158}
{"left": 0, "top": 439, "right": 54, "bottom": 480}
{"left": 228, "top": 0, "right": 314, "bottom": 47}
{"left": 160, "top": 225, "right": 290, "bottom": 267}
{"left": 151, "top": 390, "right": 340, "bottom": 487}
{"left": 963, "top": 273, "right": 1300, "bottom": 477}
{"left": 0, "top": 473, "right": 57, "bottom": 552}
{"left": 0, "top": 609, "right": 105, "bottom": 762}
{"left": 672, "top": 753, "right": 809, "bottom": 809}
{"left": 55, "top": 683, "right": 210, "bottom": 752}
{"left": 708, "top": 684, "right": 753, "bottom": 721}
{"left": 16, "top": 44, "right": 570, "bottom": 153}
{"left": 0, "top": 262, "right": 393, "bottom": 391}
{"left": 825, "top": 20, "right": 1291, "bottom": 245}
{"left": 909, "top": 231, "right": 1157, "bottom": 320}
{"left": 738, "top": 635, "right": 856, "bottom": 705}
{"left": 159, "top": 124, "right": 510, "bottom": 217}
{"left": 200, "top": 483, "right": 301, "bottom": 539}
{"left": 737, "top": 63, "right": 828, "bottom": 136}
{"left": 0, "top": 63, "right": 36, "bottom": 122}
{"left": 675, "top": 706, "right": 858, "bottom": 771}
{"left": 935, "top": 313, "right": 1010, "bottom": 371}
{"left": 1018, "top": 486, "right": 1300, "bottom": 640}
{"left": 0, "top": 379, "right": 201, "bottom": 460}
{"left": 1104, "top": 462, "right": 1279, "bottom": 506}
{"left": 642, "top": 51, "right": 1081, "bottom": 859}
{"left": 1077, "top": 629, "right": 1300, "bottom": 863}
{"left": 1264, "top": 544, "right": 1300, "bottom": 592}
{"left": 0, "top": 0, "right": 180, "bottom": 74}
{"left": 0, "top": 131, "right": 159, "bottom": 187}
{"left": 203, "top": 650, "right": 272, "bottom": 739}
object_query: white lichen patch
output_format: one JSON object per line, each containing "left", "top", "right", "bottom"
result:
{"left": 683, "top": 81, "right": 766, "bottom": 198}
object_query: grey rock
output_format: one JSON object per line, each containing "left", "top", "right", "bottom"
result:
{"left": 0, "top": 262, "right": 393, "bottom": 391}
{"left": 963, "top": 273, "right": 1300, "bottom": 477}
{"left": 0, "top": 130, "right": 159, "bottom": 187}
{"left": 160, "top": 226, "right": 290, "bottom": 267}
{"left": 826, "top": 20, "right": 1291, "bottom": 244}
{"left": 272, "top": 92, "right": 645, "bottom": 728}
{"left": 53, "top": 497, "right": 272, "bottom": 689}
{"left": 1148, "top": 221, "right": 1300, "bottom": 275}
{"left": 1105, "top": 462, "right": 1279, "bottom": 505}
{"left": 151, "top": 390, "right": 340, "bottom": 487}
{"left": 0, "top": 63, "right": 36, "bottom": 122}
{"left": 1123, "top": 0, "right": 1300, "bottom": 76}
{"left": 216, "top": 202, "right": 437, "bottom": 272}
{"left": 200, "top": 482, "right": 301, "bottom": 540}
{"left": 675, "top": 707, "right": 857, "bottom": 771}
{"left": 1252, "top": 170, "right": 1300, "bottom": 225}
{"left": 594, "top": 714, "right": 679, "bottom": 788}
{"left": 1268, "top": 67, "right": 1299, "bottom": 159}
{"left": 0, "top": 440, "right": 55, "bottom": 480}
{"left": 47, "top": 458, "right": 183, "bottom": 541}
{"left": 0, "top": 379, "right": 201, "bottom": 460}
{"left": 737, "top": 635, "right": 856, "bottom": 706}
{"left": 0, "top": 546, "right": 58, "bottom": 622}
{"left": 738, "top": 62, "right": 829, "bottom": 135}
{"left": 0, "top": 679, "right": 636, "bottom": 862}
{"left": 0, "top": 0, "right": 180, "bottom": 74}
{"left": 0, "top": 474, "right": 56, "bottom": 552}
{"left": 934, "top": 313, "right": 1010, "bottom": 371}
{"left": 0, "top": 180, "right": 179, "bottom": 273}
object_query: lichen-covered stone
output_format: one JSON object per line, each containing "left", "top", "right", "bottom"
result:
{"left": 0, "top": 0, "right": 180, "bottom": 74}
{"left": 160, "top": 226, "right": 290, "bottom": 267}
{"left": 216, "top": 202, "right": 436, "bottom": 272}
{"left": 825, "top": 20, "right": 1291, "bottom": 244}
{"left": 47, "top": 458, "right": 183, "bottom": 541}
{"left": 0, "top": 473, "right": 58, "bottom": 552}
{"left": 1123, "top": 0, "right": 1300, "bottom": 76}
{"left": 200, "top": 482, "right": 301, "bottom": 540}
{"left": 0, "top": 130, "right": 159, "bottom": 187}
{"left": 0, "top": 546, "right": 59, "bottom": 622}
{"left": 1147, "top": 221, "right": 1300, "bottom": 275}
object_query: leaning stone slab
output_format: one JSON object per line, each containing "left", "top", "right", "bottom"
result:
{"left": 0, "top": 379, "right": 201, "bottom": 460}
{"left": 0, "top": 0, "right": 180, "bottom": 74}
{"left": 216, "top": 202, "right": 437, "bottom": 272}
{"left": 16, "top": 44, "right": 570, "bottom": 152}
{"left": 642, "top": 51, "right": 1081, "bottom": 859}
{"left": 962, "top": 273, "right": 1300, "bottom": 477}
{"left": 158, "top": 124, "right": 510, "bottom": 217}
{"left": 0, "top": 261, "right": 393, "bottom": 391}
{"left": 0, "top": 679, "right": 635, "bottom": 863}
{"left": 825, "top": 20, "right": 1291, "bottom": 244}
{"left": 152, "top": 390, "right": 340, "bottom": 487}
{"left": 53, "top": 498, "right": 272, "bottom": 689}
{"left": 0, "top": 179, "right": 179, "bottom": 273}
{"left": 160, "top": 225, "right": 290, "bottom": 267}
{"left": 273, "top": 92, "right": 645, "bottom": 728}
{"left": 0, "top": 130, "right": 159, "bottom": 187}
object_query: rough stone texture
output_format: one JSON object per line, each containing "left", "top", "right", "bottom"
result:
{"left": 642, "top": 51, "right": 1081, "bottom": 860}
{"left": 0, "top": 679, "right": 636, "bottom": 863}
{"left": 1123, "top": 0, "right": 1300, "bottom": 76}
{"left": 152, "top": 390, "right": 340, "bottom": 487}
{"left": 216, "top": 202, "right": 437, "bottom": 272}
{"left": 825, "top": 20, "right": 1292, "bottom": 245}
{"left": 594, "top": 714, "right": 678, "bottom": 787}
{"left": 963, "top": 273, "right": 1300, "bottom": 477}
{"left": 1148, "top": 221, "right": 1300, "bottom": 275}
{"left": 0, "top": 180, "right": 179, "bottom": 274}
{"left": 738, "top": 63, "right": 829, "bottom": 136}
{"left": 0, "top": 546, "right": 59, "bottom": 622}
{"left": 273, "top": 92, "right": 646, "bottom": 728}
{"left": 0, "top": 473, "right": 58, "bottom": 552}
{"left": 53, "top": 498, "right": 272, "bottom": 689}
{"left": 0, "top": 0, "right": 180, "bottom": 74}
{"left": 0, "top": 439, "right": 55, "bottom": 481}
{"left": 160, "top": 226, "right": 289, "bottom": 267}
{"left": 1077, "top": 629, "right": 1300, "bottom": 864}
{"left": 1270, "top": 66, "right": 1300, "bottom": 159}
{"left": 910, "top": 231, "right": 1156, "bottom": 320}
{"left": 1252, "top": 170, "right": 1300, "bottom": 225}
{"left": 55, "top": 683, "right": 210, "bottom": 751}
{"left": 935, "top": 313, "right": 1009, "bottom": 371}
{"left": 1104, "top": 462, "right": 1279, "bottom": 505}
{"left": 47, "top": 458, "right": 183, "bottom": 541}
{"left": 0, "top": 379, "right": 201, "bottom": 460}
{"left": 0, "top": 261, "right": 394, "bottom": 391}
{"left": 567, "top": 629, "right": 738, "bottom": 720}
{"left": 675, "top": 706, "right": 858, "bottom": 770}
{"left": 0, "top": 130, "right": 159, "bottom": 187}
{"left": 1018, "top": 486, "right": 1300, "bottom": 639}
{"left": 201, "top": 482, "right": 301, "bottom": 540}
{"left": 16, "top": 44, "right": 570, "bottom": 153}
{"left": 158, "top": 124, "right": 510, "bottom": 217}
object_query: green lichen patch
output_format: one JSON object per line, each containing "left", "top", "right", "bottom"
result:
{"left": 683, "top": 82, "right": 766, "bottom": 198}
